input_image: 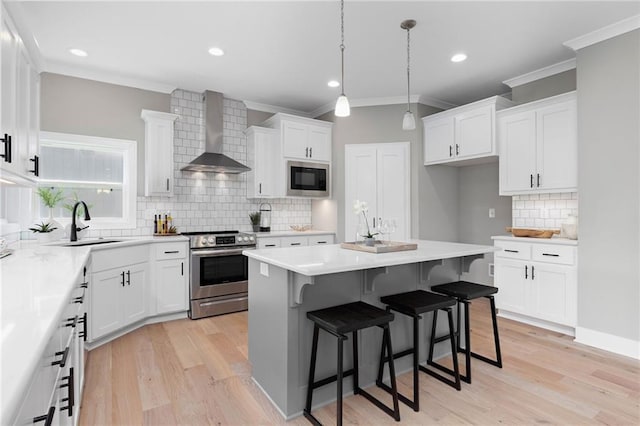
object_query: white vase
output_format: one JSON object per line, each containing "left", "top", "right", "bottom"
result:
{"left": 36, "top": 232, "right": 55, "bottom": 244}
{"left": 46, "top": 209, "right": 64, "bottom": 241}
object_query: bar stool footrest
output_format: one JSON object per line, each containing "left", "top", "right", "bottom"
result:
{"left": 426, "top": 359, "right": 469, "bottom": 384}
{"left": 310, "top": 369, "right": 355, "bottom": 390}
{"left": 419, "top": 364, "right": 461, "bottom": 390}
{"left": 357, "top": 386, "right": 401, "bottom": 421}
{"left": 376, "top": 380, "right": 417, "bottom": 412}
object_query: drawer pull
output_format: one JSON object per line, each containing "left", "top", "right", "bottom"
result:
{"left": 317, "top": 241, "right": 327, "bottom": 244}
{"left": 126, "top": 270, "right": 131, "bottom": 286}
{"left": 60, "top": 368, "right": 75, "bottom": 417}
{"left": 80, "top": 281, "right": 88, "bottom": 289}
{"left": 121, "top": 271, "right": 125, "bottom": 287}
{"left": 33, "top": 406, "right": 55, "bottom": 425}
{"left": 542, "top": 253, "right": 559, "bottom": 257}
{"left": 531, "top": 265, "right": 535, "bottom": 280}
{"left": 73, "top": 295, "right": 84, "bottom": 304}
{"left": 265, "top": 244, "right": 276, "bottom": 247}
{"left": 52, "top": 346, "right": 70, "bottom": 367}
{"left": 78, "top": 312, "right": 87, "bottom": 342}
{"left": 164, "top": 250, "right": 180, "bottom": 254}
{"left": 0, "top": 134, "right": 11, "bottom": 163}
{"left": 290, "top": 243, "right": 301, "bottom": 246}
{"left": 525, "top": 265, "right": 528, "bottom": 279}
{"left": 504, "top": 249, "right": 519, "bottom": 253}
{"left": 64, "top": 315, "right": 78, "bottom": 328}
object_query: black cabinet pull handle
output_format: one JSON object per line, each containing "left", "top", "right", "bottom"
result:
{"left": 530, "top": 174, "right": 534, "bottom": 188}
{"left": 52, "top": 346, "right": 70, "bottom": 367}
{"left": 181, "top": 262, "right": 184, "bottom": 276}
{"left": 449, "top": 145, "right": 452, "bottom": 157}
{"left": 29, "top": 155, "right": 39, "bottom": 176}
{"left": 531, "top": 265, "right": 535, "bottom": 280}
{"left": 72, "top": 295, "right": 84, "bottom": 304}
{"left": 166, "top": 178, "right": 170, "bottom": 191}
{"left": 525, "top": 265, "right": 528, "bottom": 279}
{"left": 164, "top": 250, "right": 179, "bottom": 254}
{"left": 64, "top": 315, "right": 78, "bottom": 328}
{"left": 60, "top": 368, "right": 75, "bottom": 417}
{"left": 290, "top": 242, "right": 301, "bottom": 246}
{"left": 537, "top": 173, "right": 540, "bottom": 187}
{"left": 0, "top": 134, "right": 11, "bottom": 163}
{"left": 80, "top": 281, "right": 88, "bottom": 289}
{"left": 317, "top": 241, "right": 327, "bottom": 244}
{"left": 455, "top": 144, "right": 460, "bottom": 156}
{"left": 79, "top": 312, "right": 87, "bottom": 342}
{"left": 126, "top": 270, "right": 131, "bottom": 286}
{"left": 121, "top": 271, "right": 125, "bottom": 287}
{"left": 33, "top": 406, "right": 55, "bottom": 425}
{"left": 504, "top": 249, "right": 519, "bottom": 253}
{"left": 265, "top": 244, "right": 276, "bottom": 247}
{"left": 542, "top": 253, "right": 559, "bottom": 257}
{"left": 305, "top": 147, "right": 309, "bottom": 157}
{"left": 309, "top": 147, "right": 312, "bottom": 157}
{"left": 259, "top": 183, "right": 262, "bottom": 194}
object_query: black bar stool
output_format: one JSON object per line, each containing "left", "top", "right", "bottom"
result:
{"left": 430, "top": 281, "right": 502, "bottom": 384}
{"left": 375, "top": 290, "right": 461, "bottom": 412}
{"left": 304, "top": 301, "right": 401, "bottom": 426}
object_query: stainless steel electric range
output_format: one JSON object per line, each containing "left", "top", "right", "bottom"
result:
{"left": 183, "top": 231, "right": 256, "bottom": 319}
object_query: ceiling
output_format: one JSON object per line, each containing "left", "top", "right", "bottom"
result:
{"left": 7, "top": 1, "right": 640, "bottom": 114}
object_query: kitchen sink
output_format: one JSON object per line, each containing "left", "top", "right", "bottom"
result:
{"left": 52, "top": 239, "right": 123, "bottom": 247}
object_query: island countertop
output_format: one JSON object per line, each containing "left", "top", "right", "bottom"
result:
{"left": 243, "top": 239, "right": 497, "bottom": 276}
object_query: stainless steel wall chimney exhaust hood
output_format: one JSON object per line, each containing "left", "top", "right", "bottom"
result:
{"left": 181, "top": 90, "right": 250, "bottom": 174}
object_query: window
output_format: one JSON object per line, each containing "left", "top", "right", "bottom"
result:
{"left": 38, "top": 132, "right": 137, "bottom": 229}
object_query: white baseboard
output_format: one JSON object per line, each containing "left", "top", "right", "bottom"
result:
{"left": 575, "top": 327, "right": 640, "bottom": 360}
{"left": 498, "top": 311, "right": 575, "bottom": 336}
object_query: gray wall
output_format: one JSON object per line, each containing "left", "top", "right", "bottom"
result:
{"left": 40, "top": 73, "right": 171, "bottom": 194}
{"left": 511, "top": 69, "right": 577, "bottom": 104}
{"left": 458, "top": 163, "right": 512, "bottom": 284}
{"left": 314, "top": 103, "right": 458, "bottom": 243}
{"left": 576, "top": 30, "right": 639, "bottom": 342}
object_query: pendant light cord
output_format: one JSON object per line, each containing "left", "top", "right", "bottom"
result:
{"left": 406, "top": 26, "right": 411, "bottom": 112}
{"left": 340, "top": 0, "right": 345, "bottom": 96}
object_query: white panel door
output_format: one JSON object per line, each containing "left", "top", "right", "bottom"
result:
{"left": 455, "top": 105, "right": 493, "bottom": 158}
{"left": 145, "top": 119, "right": 174, "bottom": 196}
{"left": 15, "top": 47, "right": 30, "bottom": 175}
{"left": 494, "top": 259, "right": 528, "bottom": 315}
{"left": 282, "top": 121, "right": 308, "bottom": 159}
{"left": 90, "top": 269, "right": 123, "bottom": 339}
{"left": 499, "top": 110, "right": 537, "bottom": 194}
{"left": 530, "top": 262, "right": 575, "bottom": 326}
{"left": 1, "top": 13, "right": 18, "bottom": 172}
{"left": 156, "top": 259, "right": 187, "bottom": 314}
{"left": 307, "top": 126, "right": 331, "bottom": 162}
{"left": 123, "top": 263, "right": 148, "bottom": 326}
{"left": 423, "top": 116, "right": 454, "bottom": 164}
{"left": 345, "top": 145, "right": 378, "bottom": 242}
{"left": 376, "top": 143, "right": 410, "bottom": 241}
{"left": 536, "top": 100, "right": 577, "bottom": 192}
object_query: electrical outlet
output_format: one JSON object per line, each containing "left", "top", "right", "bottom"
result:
{"left": 260, "top": 262, "right": 269, "bottom": 277}
{"left": 488, "top": 263, "right": 494, "bottom": 277}
{"left": 489, "top": 208, "right": 496, "bottom": 218}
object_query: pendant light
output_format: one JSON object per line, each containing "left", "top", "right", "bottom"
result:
{"left": 401, "top": 19, "right": 416, "bottom": 130}
{"left": 335, "top": 0, "right": 350, "bottom": 117}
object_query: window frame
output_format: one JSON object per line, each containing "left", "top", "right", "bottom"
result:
{"left": 38, "top": 131, "right": 137, "bottom": 229}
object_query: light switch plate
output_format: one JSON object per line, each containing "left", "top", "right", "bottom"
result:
{"left": 489, "top": 208, "right": 496, "bottom": 218}
{"left": 260, "top": 262, "right": 269, "bottom": 277}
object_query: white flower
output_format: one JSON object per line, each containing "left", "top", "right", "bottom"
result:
{"left": 353, "top": 200, "right": 368, "bottom": 215}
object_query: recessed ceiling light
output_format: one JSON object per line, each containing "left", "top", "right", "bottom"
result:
{"left": 451, "top": 53, "right": 467, "bottom": 63}
{"left": 69, "top": 48, "right": 88, "bottom": 57}
{"left": 327, "top": 80, "right": 340, "bottom": 88}
{"left": 208, "top": 47, "right": 225, "bottom": 57}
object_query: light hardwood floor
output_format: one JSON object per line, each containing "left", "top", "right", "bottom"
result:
{"left": 80, "top": 299, "right": 640, "bottom": 425}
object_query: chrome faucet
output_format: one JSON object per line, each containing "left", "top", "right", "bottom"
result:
{"left": 70, "top": 201, "right": 91, "bottom": 242}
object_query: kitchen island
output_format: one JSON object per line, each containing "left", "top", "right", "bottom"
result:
{"left": 243, "top": 240, "right": 496, "bottom": 419}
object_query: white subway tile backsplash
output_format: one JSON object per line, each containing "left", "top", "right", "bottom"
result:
{"left": 511, "top": 192, "right": 578, "bottom": 230}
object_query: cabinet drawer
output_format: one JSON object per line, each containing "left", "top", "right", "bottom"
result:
{"left": 258, "top": 237, "right": 281, "bottom": 249}
{"left": 532, "top": 244, "right": 575, "bottom": 265}
{"left": 92, "top": 245, "right": 149, "bottom": 272}
{"left": 155, "top": 242, "right": 187, "bottom": 260}
{"left": 494, "top": 241, "right": 531, "bottom": 260}
{"left": 308, "top": 235, "right": 334, "bottom": 245}
{"left": 282, "top": 236, "right": 307, "bottom": 247}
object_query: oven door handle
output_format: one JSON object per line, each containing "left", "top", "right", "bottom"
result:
{"left": 191, "top": 248, "right": 254, "bottom": 257}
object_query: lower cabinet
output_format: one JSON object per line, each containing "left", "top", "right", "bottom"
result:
{"left": 256, "top": 233, "right": 335, "bottom": 249}
{"left": 153, "top": 242, "right": 189, "bottom": 315}
{"left": 493, "top": 237, "right": 577, "bottom": 330}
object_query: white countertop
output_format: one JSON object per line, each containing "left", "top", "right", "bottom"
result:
{"left": 0, "top": 235, "right": 187, "bottom": 421}
{"left": 254, "top": 230, "right": 335, "bottom": 238}
{"left": 492, "top": 235, "right": 578, "bottom": 246}
{"left": 243, "top": 239, "right": 497, "bottom": 276}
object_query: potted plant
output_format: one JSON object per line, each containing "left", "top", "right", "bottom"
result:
{"left": 353, "top": 200, "right": 378, "bottom": 246}
{"left": 36, "top": 187, "right": 64, "bottom": 240}
{"left": 249, "top": 211, "right": 261, "bottom": 232}
{"left": 29, "top": 221, "right": 58, "bottom": 244}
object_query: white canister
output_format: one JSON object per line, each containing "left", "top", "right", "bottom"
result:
{"left": 561, "top": 214, "right": 578, "bottom": 240}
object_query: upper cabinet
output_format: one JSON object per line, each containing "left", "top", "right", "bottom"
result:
{"left": 245, "top": 126, "right": 280, "bottom": 198}
{"left": 263, "top": 113, "right": 332, "bottom": 162}
{"left": 498, "top": 92, "right": 577, "bottom": 195}
{"left": 1, "top": 7, "right": 40, "bottom": 183}
{"left": 141, "top": 110, "right": 179, "bottom": 197}
{"left": 422, "top": 96, "right": 513, "bottom": 166}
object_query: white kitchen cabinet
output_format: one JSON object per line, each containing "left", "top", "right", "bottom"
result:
{"left": 493, "top": 237, "right": 577, "bottom": 333}
{"left": 498, "top": 91, "right": 577, "bottom": 195}
{"left": 422, "top": 96, "right": 513, "bottom": 166}
{"left": 245, "top": 126, "right": 280, "bottom": 198}
{"left": 0, "top": 6, "right": 40, "bottom": 183}
{"left": 152, "top": 242, "right": 189, "bottom": 315}
{"left": 90, "top": 246, "right": 149, "bottom": 340}
{"left": 256, "top": 233, "right": 335, "bottom": 249}
{"left": 307, "top": 234, "right": 334, "bottom": 245}
{"left": 345, "top": 142, "right": 410, "bottom": 242}
{"left": 141, "top": 110, "right": 179, "bottom": 197}
{"left": 262, "top": 113, "right": 332, "bottom": 162}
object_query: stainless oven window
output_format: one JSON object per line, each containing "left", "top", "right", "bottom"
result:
{"left": 199, "top": 254, "right": 247, "bottom": 286}
{"left": 290, "top": 166, "right": 327, "bottom": 191}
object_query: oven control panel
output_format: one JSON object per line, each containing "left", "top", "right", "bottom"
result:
{"left": 190, "top": 232, "right": 256, "bottom": 249}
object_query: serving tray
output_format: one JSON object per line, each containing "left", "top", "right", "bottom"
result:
{"left": 506, "top": 227, "right": 560, "bottom": 238}
{"left": 340, "top": 241, "right": 417, "bottom": 254}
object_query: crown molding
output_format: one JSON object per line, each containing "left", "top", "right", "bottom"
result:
{"left": 503, "top": 58, "right": 577, "bottom": 88}
{"left": 418, "top": 95, "right": 459, "bottom": 110}
{"left": 3, "top": 2, "right": 45, "bottom": 72}
{"left": 44, "top": 61, "right": 177, "bottom": 94}
{"left": 243, "top": 101, "right": 311, "bottom": 117}
{"left": 564, "top": 14, "right": 640, "bottom": 51}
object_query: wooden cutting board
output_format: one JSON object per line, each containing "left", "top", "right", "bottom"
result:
{"left": 506, "top": 227, "right": 560, "bottom": 238}
{"left": 341, "top": 241, "right": 418, "bottom": 253}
